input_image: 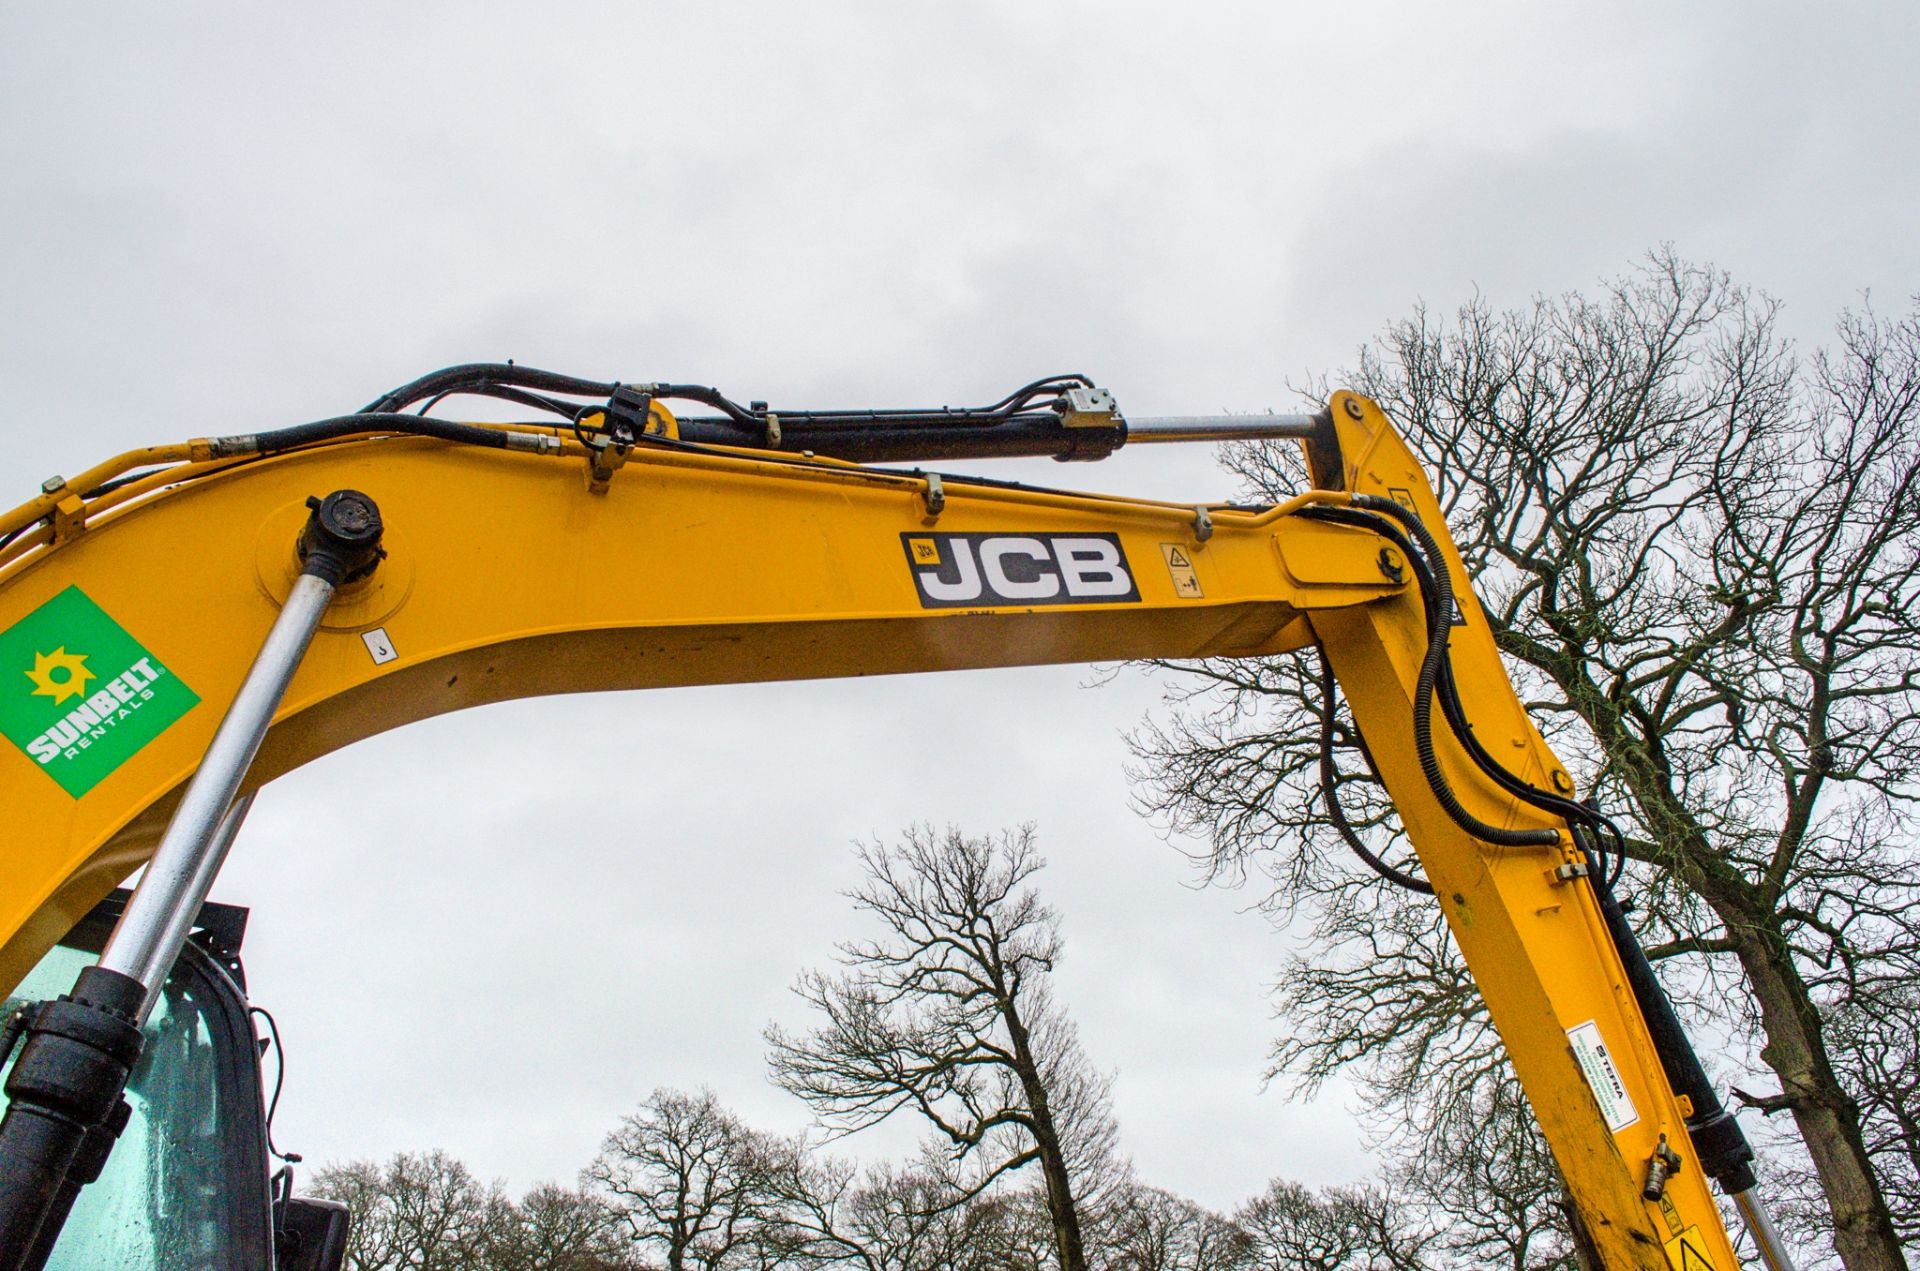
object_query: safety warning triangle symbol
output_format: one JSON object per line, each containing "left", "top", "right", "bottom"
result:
{"left": 1167, "top": 547, "right": 1190, "bottom": 567}
{"left": 1663, "top": 1227, "right": 1720, "bottom": 1271}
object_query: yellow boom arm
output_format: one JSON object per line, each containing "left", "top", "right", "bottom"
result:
{"left": 0, "top": 391, "right": 1738, "bottom": 1267}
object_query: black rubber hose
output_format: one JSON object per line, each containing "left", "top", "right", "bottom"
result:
{"left": 416, "top": 383, "right": 582, "bottom": 420}
{"left": 1333, "top": 501, "right": 1633, "bottom": 879}
{"left": 1345, "top": 495, "right": 1564, "bottom": 848}
{"left": 364, "top": 366, "right": 1101, "bottom": 453}
{"left": 207, "top": 413, "right": 517, "bottom": 458}
{"left": 1299, "top": 501, "right": 1558, "bottom": 848}
{"left": 362, "top": 364, "right": 618, "bottom": 414}
{"left": 979, "top": 372, "right": 1095, "bottom": 411}
{"left": 1302, "top": 503, "right": 1752, "bottom": 1189}
{"left": 1318, "top": 654, "right": 1435, "bottom": 894}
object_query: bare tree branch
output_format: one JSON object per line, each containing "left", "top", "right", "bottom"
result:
{"left": 766, "top": 826, "right": 1126, "bottom": 1271}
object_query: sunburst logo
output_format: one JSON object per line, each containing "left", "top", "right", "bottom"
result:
{"left": 2, "top": 587, "right": 199, "bottom": 797}
{"left": 26, "top": 648, "right": 94, "bottom": 705}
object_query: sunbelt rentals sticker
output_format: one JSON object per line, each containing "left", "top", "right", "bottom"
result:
{"left": 0, "top": 586, "right": 200, "bottom": 798}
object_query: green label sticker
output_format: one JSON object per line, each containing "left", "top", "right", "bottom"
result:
{"left": 0, "top": 586, "right": 200, "bottom": 798}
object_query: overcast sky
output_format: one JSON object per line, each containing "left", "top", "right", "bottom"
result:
{"left": 4, "top": 2, "right": 1916, "bottom": 1214}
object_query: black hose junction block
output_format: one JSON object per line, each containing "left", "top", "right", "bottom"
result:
{"left": 0, "top": 966, "right": 146, "bottom": 1270}
{"left": 297, "top": 489, "right": 385, "bottom": 585}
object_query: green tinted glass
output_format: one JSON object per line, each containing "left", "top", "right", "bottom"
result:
{"left": 2, "top": 945, "right": 241, "bottom": 1270}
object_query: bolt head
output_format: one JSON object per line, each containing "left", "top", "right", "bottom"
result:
{"left": 1343, "top": 398, "right": 1365, "bottom": 421}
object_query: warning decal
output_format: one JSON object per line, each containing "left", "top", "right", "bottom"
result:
{"left": 1567, "top": 1019, "right": 1640, "bottom": 1132}
{"left": 1159, "top": 544, "right": 1203, "bottom": 598}
{"left": 1663, "top": 1226, "right": 1721, "bottom": 1270}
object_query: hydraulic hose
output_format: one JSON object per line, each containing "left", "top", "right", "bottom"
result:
{"left": 1317, "top": 654, "right": 1435, "bottom": 894}
{"left": 1303, "top": 499, "right": 1758, "bottom": 1196}
{"left": 361, "top": 363, "right": 618, "bottom": 414}
{"left": 1300, "top": 499, "right": 1558, "bottom": 849}
{"left": 202, "top": 413, "right": 555, "bottom": 459}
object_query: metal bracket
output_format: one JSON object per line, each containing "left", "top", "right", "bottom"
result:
{"left": 586, "top": 440, "right": 630, "bottom": 495}
{"left": 1192, "top": 506, "right": 1214, "bottom": 543}
{"left": 1060, "top": 386, "right": 1122, "bottom": 429}
{"left": 922, "top": 473, "right": 945, "bottom": 519}
{"left": 1550, "top": 861, "right": 1591, "bottom": 885}
{"left": 35, "top": 476, "right": 89, "bottom": 545}
{"left": 50, "top": 493, "right": 86, "bottom": 545}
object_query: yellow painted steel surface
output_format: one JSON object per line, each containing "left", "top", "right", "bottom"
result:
{"left": 1312, "top": 395, "right": 1739, "bottom": 1269}
{"left": 0, "top": 403, "right": 1736, "bottom": 1266}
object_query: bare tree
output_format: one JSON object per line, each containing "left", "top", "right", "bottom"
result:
{"left": 1132, "top": 254, "right": 1920, "bottom": 1268}
{"left": 970, "top": 1186, "right": 1061, "bottom": 1271}
{"left": 765, "top": 825, "right": 1124, "bottom": 1271}
{"left": 770, "top": 1150, "right": 1034, "bottom": 1271}
{"left": 1833, "top": 984, "right": 1920, "bottom": 1243}
{"left": 490, "top": 1183, "right": 639, "bottom": 1271}
{"left": 1763, "top": 978, "right": 1920, "bottom": 1249}
{"left": 1397, "top": 1076, "right": 1583, "bottom": 1271}
{"left": 309, "top": 1150, "right": 500, "bottom": 1271}
{"left": 584, "top": 1088, "right": 780, "bottom": 1271}
{"left": 1233, "top": 1181, "right": 1429, "bottom": 1271}
{"left": 1107, "top": 1184, "right": 1247, "bottom": 1271}
{"left": 749, "top": 1141, "right": 866, "bottom": 1270}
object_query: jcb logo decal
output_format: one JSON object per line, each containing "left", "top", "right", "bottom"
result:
{"left": 902, "top": 533, "right": 1140, "bottom": 609}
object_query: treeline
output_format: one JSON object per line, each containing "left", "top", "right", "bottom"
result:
{"left": 312, "top": 1118, "right": 1443, "bottom": 1271}
{"left": 312, "top": 828, "right": 1580, "bottom": 1270}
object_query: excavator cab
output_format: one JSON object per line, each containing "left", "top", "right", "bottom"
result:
{"left": 0, "top": 894, "right": 344, "bottom": 1271}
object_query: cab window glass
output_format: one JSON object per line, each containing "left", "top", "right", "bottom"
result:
{"left": 2, "top": 943, "right": 239, "bottom": 1271}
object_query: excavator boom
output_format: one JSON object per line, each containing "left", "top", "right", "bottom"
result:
{"left": 0, "top": 372, "right": 1764, "bottom": 1268}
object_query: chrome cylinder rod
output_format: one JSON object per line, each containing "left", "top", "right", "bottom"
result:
{"left": 1733, "top": 1189, "right": 1798, "bottom": 1271}
{"left": 123, "top": 794, "right": 255, "bottom": 1019}
{"left": 1127, "top": 414, "right": 1320, "bottom": 443}
{"left": 98, "top": 572, "right": 335, "bottom": 1018}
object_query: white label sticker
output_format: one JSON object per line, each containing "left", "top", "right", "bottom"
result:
{"left": 1567, "top": 1020, "right": 1640, "bottom": 1132}
{"left": 361, "top": 627, "right": 398, "bottom": 666}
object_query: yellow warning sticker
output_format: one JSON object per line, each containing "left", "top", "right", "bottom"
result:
{"left": 1658, "top": 1193, "right": 1683, "bottom": 1236}
{"left": 1159, "top": 543, "right": 1203, "bottom": 598}
{"left": 1663, "top": 1226, "right": 1720, "bottom": 1271}
{"left": 906, "top": 537, "right": 941, "bottom": 566}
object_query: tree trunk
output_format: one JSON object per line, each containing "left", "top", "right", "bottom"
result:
{"left": 1551, "top": 674, "right": 1909, "bottom": 1270}
{"left": 1002, "top": 1006, "right": 1088, "bottom": 1271}
{"left": 1731, "top": 928, "right": 1906, "bottom": 1271}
